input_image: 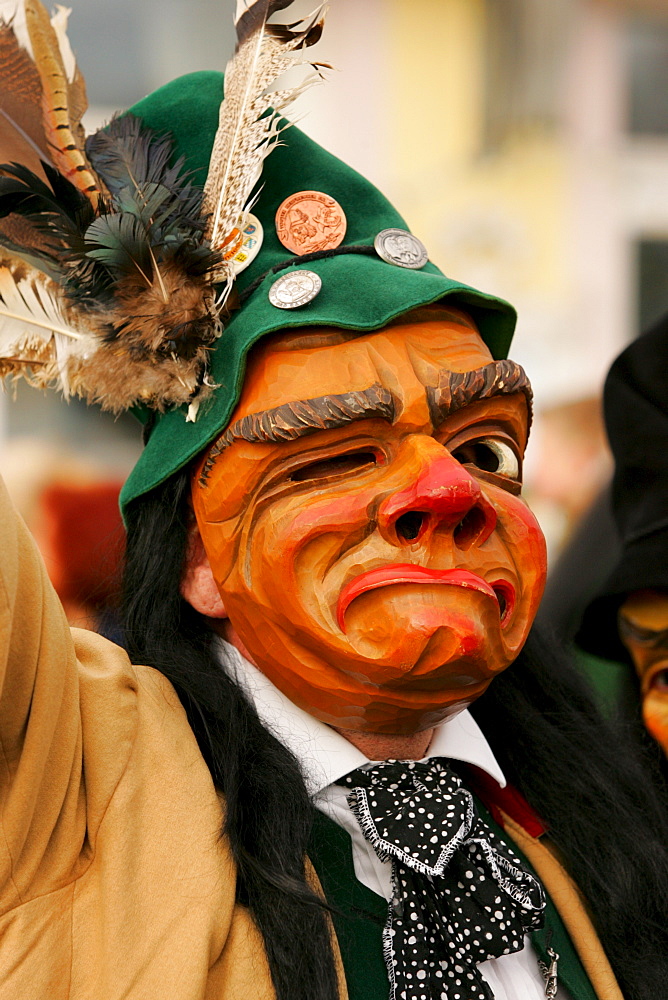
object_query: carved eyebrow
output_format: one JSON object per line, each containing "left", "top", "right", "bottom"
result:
{"left": 199, "top": 383, "right": 395, "bottom": 486}
{"left": 198, "top": 361, "right": 532, "bottom": 488}
{"left": 427, "top": 360, "right": 533, "bottom": 431}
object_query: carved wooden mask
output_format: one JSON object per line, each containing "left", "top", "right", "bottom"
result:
{"left": 189, "top": 308, "right": 547, "bottom": 735}
{"left": 618, "top": 589, "right": 668, "bottom": 756}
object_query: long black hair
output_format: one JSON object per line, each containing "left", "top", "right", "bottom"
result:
{"left": 122, "top": 467, "right": 668, "bottom": 1000}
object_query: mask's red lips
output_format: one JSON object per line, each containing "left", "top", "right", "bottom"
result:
{"left": 337, "top": 564, "right": 515, "bottom": 631}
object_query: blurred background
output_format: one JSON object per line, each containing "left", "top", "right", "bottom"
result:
{"left": 2, "top": 0, "right": 668, "bottom": 632}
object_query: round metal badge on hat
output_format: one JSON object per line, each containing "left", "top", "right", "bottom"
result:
{"left": 269, "top": 269, "right": 322, "bottom": 309}
{"left": 374, "top": 228, "right": 428, "bottom": 269}
{"left": 229, "top": 214, "right": 264, "bottom": 276}
{"left": 275, "top": 191, "right": 347, "bottom": 255}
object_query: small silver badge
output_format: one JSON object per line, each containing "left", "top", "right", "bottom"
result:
{"left": 374, "top": 228, "right": 428, "bottom": 269}
{"left": 269, "top": 269, "right": 322, "bottom": 309}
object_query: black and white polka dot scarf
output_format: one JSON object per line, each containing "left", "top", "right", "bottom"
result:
{"left": 340, "top": 759, "right": 545, "bottom": 1000}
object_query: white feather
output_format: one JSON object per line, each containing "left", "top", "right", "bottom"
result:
{"left": 50, "top": 5, "right": 77, "bottom": 83}
{"left": 0, "top": 0, "right": 75, "bottom": 77}
{"left": 203, "top": 1, "right": 328, "bottom": 288}
{"left": 0, "top": 0, "right": 30, "bottom": 52}
{"left": 0, "top": 264, "right": 93, "bottom": 395}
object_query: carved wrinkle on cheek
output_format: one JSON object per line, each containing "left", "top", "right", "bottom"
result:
{"left": 286, "top": 498, "right": 380, "bottom": 611}
{"left": 482, "top": 498, "right": 546, "bottom": 647}
{"left": 233, "top": 491, "right": 368, "bottom": 603}
{"left": 287, "top": 490, "right": 378, "bottom": 535}
{"left": 496, "top": 496, "right": 546, "bottom": 565}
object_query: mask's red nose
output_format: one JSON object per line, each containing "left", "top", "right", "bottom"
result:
{"left": 379, "top": 448, "right": 497, "bottom": 548}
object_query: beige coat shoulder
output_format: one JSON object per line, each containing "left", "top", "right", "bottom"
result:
{"left": 0, "top": 477, "right": 274, "bottom": 999}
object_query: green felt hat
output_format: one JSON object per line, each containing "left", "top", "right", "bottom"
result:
{"left": 119, "top": 71, "right": 517, "bottom": 514}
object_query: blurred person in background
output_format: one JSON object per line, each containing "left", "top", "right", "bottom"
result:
{"left": 578, "top": 314, "right": 668, "bottom": 762}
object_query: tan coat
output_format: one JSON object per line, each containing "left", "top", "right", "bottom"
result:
{"left": 0, "top": 479, "right": 621, "bottom": 999}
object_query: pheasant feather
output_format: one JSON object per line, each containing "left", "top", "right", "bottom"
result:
{"left": 0, "top": 0, "right": 101, "bottom": 204}
{"left": 203, "top": 0, "right": 328, "bottom": 286}
{"left": 0, "top": 9, "right": 50, "bottom": 176}
{"left": 23, "top": 0, "right": 100, "bottom": 205}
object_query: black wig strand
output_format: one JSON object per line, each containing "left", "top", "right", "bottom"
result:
{"left": 122, "top": 467, "right": 668, "bottom": 1000}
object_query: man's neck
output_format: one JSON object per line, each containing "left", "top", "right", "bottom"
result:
{"left": 219, "top": 620, "right": 435, "bottom": 760}
{"left": 333, "top": 726, "right": 434, "bottom": 761}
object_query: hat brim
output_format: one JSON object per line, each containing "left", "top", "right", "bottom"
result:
{"left": 121, "top": 254, "right": 515, "bottom": 513}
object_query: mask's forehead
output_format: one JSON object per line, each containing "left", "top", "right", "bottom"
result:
{"left": 231, "top": 309, "right": 494, "bottom": 421}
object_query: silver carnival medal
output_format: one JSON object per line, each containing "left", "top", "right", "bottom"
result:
{"left": 374, "top": 228, "right": 428, "bottom": 269}
{"left": 269, "top": 269, "right": 322, "bottom": 309}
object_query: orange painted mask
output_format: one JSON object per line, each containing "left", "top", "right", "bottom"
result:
{"left": 618, "top": 589, "right": 668, "bottom": 756}
{"left": 190, "top": 309, "right": 547, "bottom": 734}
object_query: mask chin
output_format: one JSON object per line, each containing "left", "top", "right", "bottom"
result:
{"left": 341, "top": 584, "right": 504, "bottom": 680}
{"left": 230, "top": 607, "right": 494, "bottom": 736}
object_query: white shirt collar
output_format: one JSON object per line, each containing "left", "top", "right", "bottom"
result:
{"left": 218, "top": 639, "right": 507, "bottom": 794}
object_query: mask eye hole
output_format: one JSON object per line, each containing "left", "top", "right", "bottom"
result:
{"left": 451, "top": 438, "right": 520, "bottom": 480}
{"left": 290, "top": 450, "right": 378, "bottom": 483}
